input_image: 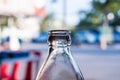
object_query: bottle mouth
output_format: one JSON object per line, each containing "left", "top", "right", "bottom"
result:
{"left": 49, "top": 30, "right": 71, "bottom": 36}
{"left": 48, "top": 30, "right": 71, "bottom": 46}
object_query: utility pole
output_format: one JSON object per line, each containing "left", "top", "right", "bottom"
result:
{"left": 63, "top": 0, "right": 67, "bottom": 27}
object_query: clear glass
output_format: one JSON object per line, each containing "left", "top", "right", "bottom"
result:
{"left": 36, "top": 30, "right": 84, "bottom": 80}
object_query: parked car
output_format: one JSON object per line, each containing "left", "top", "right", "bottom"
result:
{"left": 1, "top": 37, "right": 23, "bottom": 44}
{"left": 31, "top": 32, "right": 48, "bottom": 43}
{"left": 75, "top": 29, "right": 100, "bottom": 44}
{"left": 75, "top": 31, "right": 87, "bottom": 43}
{"left": 113, "top": 31, "right": 120, "bottom": 43}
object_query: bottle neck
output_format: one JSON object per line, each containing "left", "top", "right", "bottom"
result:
{"left": 48, "top": 30, "right": 71, "bottom": 55}
{"left": 49, "top": 40, "right": 69, "bottom": 47}
{"left": 48, "top": 40, "right": 70, "bottom": 55}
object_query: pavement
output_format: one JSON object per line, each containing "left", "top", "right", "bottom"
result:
{"left": 21, "top": 43, "right": 120, "bottom": 51}
{"left": 21, "top": 43, "right": 120, "bottom": 80}
{"left": 2, "top": 43, "right": 119, "bottom": 80}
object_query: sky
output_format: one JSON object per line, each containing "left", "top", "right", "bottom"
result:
{"left": 0, "top": 0, "right": 92, "bottom": 26}
{"left": 46, "top": 0, "right": 92, "bottom": 26}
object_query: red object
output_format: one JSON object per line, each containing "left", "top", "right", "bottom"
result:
{"left": 1, "top": 51, "right": 41, "bottom": 80}
{"left": 34, "top": 7, "right": 47, "bottom": 17}
{"left": 32, "top": 51, "right": 41, "bottom": 58}
{"left": 11, "top": 61, "right": 21, "bottom": 80}
{"left": 25, "top": 61, "right": 32, "bottom": 80}
{"left": 25, "top": 51, "right": 41, "bottom": 80}
{"left": 1, "top": 63, "right": 10, "bottom": 80}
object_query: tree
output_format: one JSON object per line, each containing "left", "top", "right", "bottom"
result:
{"left": 40, "top": 14, "right": 53, "bottom": 32}
{"left": 77, "top": 0, "right": 120, "bottom": 29}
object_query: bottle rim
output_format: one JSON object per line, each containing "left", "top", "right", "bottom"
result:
{"left": 48, "top": 30, "right": 71, "bottom": 35}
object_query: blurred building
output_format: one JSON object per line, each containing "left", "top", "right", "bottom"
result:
{"left": 0, "top": 0, "right": 47, "bottom": 41}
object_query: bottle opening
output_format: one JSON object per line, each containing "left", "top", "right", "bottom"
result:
{"left": 49, "top": 30, "right": 71, "bottom": 36}
{"left": 48, "top": 30, "right": 71, "bottom": 46}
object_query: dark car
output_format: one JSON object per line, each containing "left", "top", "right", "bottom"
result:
{"left": 113, "top": 31, "right": 120, "bottom": 43}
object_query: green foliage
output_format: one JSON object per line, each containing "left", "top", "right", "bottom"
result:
{"left": 0, "top": 18, "right": 8, "bottom": 29}
{"left": 77, "top": 0, "right": 120, "bottom": 29}
{"left": 40, "top": 15, "right": 51, "bottom": 32}
{"left": 93, "top": 0, "right": 120, "bottom": 14}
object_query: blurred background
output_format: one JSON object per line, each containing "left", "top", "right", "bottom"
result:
{"left": 0, "top": 0, "right": 120, "bottom": 80}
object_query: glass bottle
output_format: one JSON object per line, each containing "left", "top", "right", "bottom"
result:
{"left": 36, "top": 30, "right": 84, "bottom": 80}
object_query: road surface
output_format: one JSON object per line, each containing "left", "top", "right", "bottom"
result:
{"left": 21, "top": 43, "right": 120, "bottom": 80}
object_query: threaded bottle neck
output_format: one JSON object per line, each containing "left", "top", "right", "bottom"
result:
{"left": 48, "top": 30, "right": 71, "bottom": 46}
